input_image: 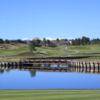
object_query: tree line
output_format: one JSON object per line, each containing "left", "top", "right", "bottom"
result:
{"left": 31, "top": 37, "right": 100, "bottom": 47}
{"left": 71, "top": 36, "right": 100, "bottom": 45}
{"left": 0, "top": 39, "right": 26, "bottom": 44}
{"left": 0, "top": 36, "right": 100, "bottom": 46}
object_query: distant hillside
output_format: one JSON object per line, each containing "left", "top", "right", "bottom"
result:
{"left": 0, "top": 43, "right": 100, "bottom": 60}
{"left": 0, "top": 43, "right": 29, "bottom": 56}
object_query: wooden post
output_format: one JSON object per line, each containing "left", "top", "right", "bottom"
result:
{"left": 79, "top": 62, "right": 81, "bottom": 72}
{"left": 15, "top": 62, "right": 18, "bottom": 68}
{"left": 81, "top": 62, "right": 84, "bottom": 72}
{"left": 7, "top": 62, "right": 10, "bottom": 68}
{"left": 76, "top": 62, "right": 78, "bottom": 72}
{"left": 97, "top": 62, "right": 100, "bottom": 73}
{"left": 85, "top": 62, "right": 87, "bottom": 72}
{"left": 88, "top": 62, "right": 91, "bottom": 72}
{"left": 93, "top": 62, "right": 95, "bottom": 73}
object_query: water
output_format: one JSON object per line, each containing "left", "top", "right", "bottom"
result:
{"left": 0, "top": 64, "right": 100, "bottom": 89}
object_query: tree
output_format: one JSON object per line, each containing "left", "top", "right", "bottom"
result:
{"left": 91, "top": 38, "right": 100, "bottom": 44}
{"left": 81, "top": 36, "right": 90, "bottom": 45}
{"left": 0, "top": 39, "right": 4, "bottom": 43}
{"left": 5, "top": 39, "right": 10, "bottom": 44}
{"left": 28, "top": 41, "right": 36, "bottom": 54}
{"left": 43, "top": 38, "right": 47, "bottom": 46}
{"left": 72, "top": 36, "right": 90, "bottom": 45}
{"left": 56, "top": 38, "right": 60, "bottom": 42}
{"left": 32, "top": 38, "right": 41, "bottom": 47}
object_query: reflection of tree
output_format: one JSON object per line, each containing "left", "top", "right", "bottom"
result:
{"left": 0, "top": 70, "right": 4, "bottom": 74}
{"left": 29, "top": 70, "right": 36, "bottom": 78}
{"left": 6, "top": 69, "right": 10, "bottom": 73}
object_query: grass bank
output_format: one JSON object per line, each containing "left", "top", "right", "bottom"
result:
{"left": 0, "top": 43, "right": 29, "bottom": 56}
{"left": 0, "top": 43, "right": 100, "bottom": 56}
{"left": 0, "top": 90, "right": 100, "bottom": 100}
{"left": 0, "top": 44, "right": 100, "bottom": 60}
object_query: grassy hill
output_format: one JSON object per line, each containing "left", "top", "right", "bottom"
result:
{"left": 0, "top": 43, "right": 100, "bottom": 59}
{"left": 0, "top": 43, "right": 29, "bottom": 56}
{"left": 30, "top": 44, "right": 100, "bottom": 59}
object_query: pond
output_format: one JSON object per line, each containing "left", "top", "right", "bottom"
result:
{"left": 0, "top": 64, "right": 100, "bottom": 89}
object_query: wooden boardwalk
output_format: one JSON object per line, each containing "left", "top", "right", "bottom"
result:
{"left": 0, "top": 60, "right": 100, "bottom": 73}
{"left": 0, "top": 56, "right": 100, "bottom": 73}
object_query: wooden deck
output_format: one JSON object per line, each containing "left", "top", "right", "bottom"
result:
{"left": 0, "top": 56, "right": 100, "bottom": 73}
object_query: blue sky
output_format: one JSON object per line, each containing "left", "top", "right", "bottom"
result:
{"left": 0, "top": 0, "right": 100, "bottom": 39}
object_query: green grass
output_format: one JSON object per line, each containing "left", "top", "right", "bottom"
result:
{"left": 67, "top": 44, "right": 100, "bottom": 54}
{"left": 0, "top": 90, "right": 100, "bottom": 100}
{"left": 34, "top": 44, "right": 100, "bottom": 57}
{"left": 0, "top": 43, "right": 29, "bottom": 56}
{"left": 0, "top": 43, "right": 100, "bottom": 59}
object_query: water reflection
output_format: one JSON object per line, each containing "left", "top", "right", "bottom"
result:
{"left": 25, "top": 63, "right": 68, "bottom": 68}
{"left": 29, "top": 70, "right": 36, "bottom": 77}
{"left": 0, "top": 63, "right": 100, "bottom": 89}
{"left": 0, "top": 70, "right": 4, "bottom": 74}
{"left": 0, "top": 68, "right": 36, "bottom": 77}
{"left": 0, "top": 63, "right": 100, "bottom": 76}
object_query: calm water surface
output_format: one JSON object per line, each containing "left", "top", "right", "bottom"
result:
{"left": 0, "top": 64, "right": 100, "bottom": 89}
